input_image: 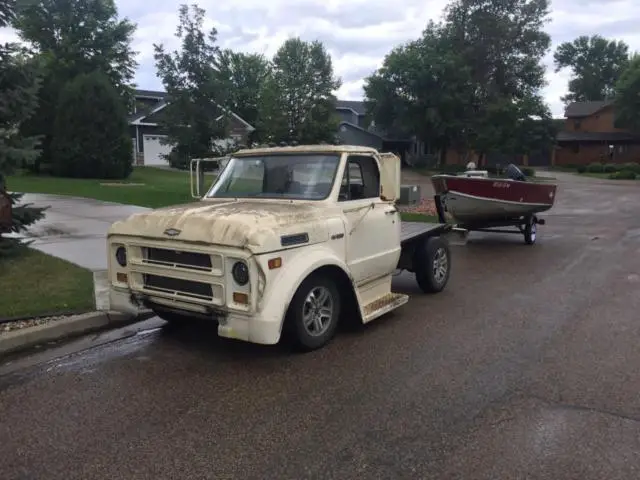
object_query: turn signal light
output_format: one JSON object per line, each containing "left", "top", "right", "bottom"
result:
{"left": 233, "top": 292, "right": 249, "bottom": 304}
{"left": 116, "top": 272, "right": 128, "bottom": 283}
{"left": 268, "top": 257, "right": 282, "bottom": 269}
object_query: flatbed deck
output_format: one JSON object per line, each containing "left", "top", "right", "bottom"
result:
{"left": 400, "top": 221, "right": 451, "bottom": 245}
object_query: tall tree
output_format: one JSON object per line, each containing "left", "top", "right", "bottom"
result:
{"left": 258, "top": 38, "right": 341, "bottom": 144}
{"left": 554, "top": 35, "right": 630, "bottom": 104}
{"left": 614, "top": 54, "right": 640, "bottom": 131}
{"left": 51, "top": 71, "right": 133, "bottom": 179}
{"left": 154, "top": 3, "right": 230, "bottom": 168}
{"left": 13, "top": 0, "right": 137, "bottom": 172}
{"left": 0, "top": 0, "right": 47, "bottom": 256}
{"left": 216, "top": 49, "right": 271, "bottom": 139}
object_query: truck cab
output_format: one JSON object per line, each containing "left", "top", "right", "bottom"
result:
{"left": 107, "top": 145, "right": 452, "bottom": 351}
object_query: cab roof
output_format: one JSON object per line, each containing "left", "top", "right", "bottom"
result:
{"left": 233, "top": 144, "right": 380, "bottom": 157}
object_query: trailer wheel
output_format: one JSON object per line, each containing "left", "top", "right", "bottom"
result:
{"left": 414, "top": 236, "right": 451, "bottom": 293}
{"left": 284, "top": 273, "right": 341, "bottom": 351}
{"left": 524, "top": 217, "right": 537, "bottom": 245}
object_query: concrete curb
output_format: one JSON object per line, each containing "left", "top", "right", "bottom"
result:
{"left": 0, "top": 311, "right": 147, "bottom": 357}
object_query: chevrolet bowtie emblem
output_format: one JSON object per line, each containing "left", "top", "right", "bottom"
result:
{"left": 163, "top": 228, "right": 181, "bottom": 236}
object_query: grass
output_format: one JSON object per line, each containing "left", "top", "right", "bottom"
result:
{"left": 0, "top": 249, "right": 95, "bottom": 320}
{"left": 580, "top": 172, "right": 639, "bottom": 180}
{"left": 7, "top": 167, "right": 217, "bottom": 208}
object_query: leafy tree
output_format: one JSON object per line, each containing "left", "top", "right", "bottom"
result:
{"left": 154, "top": 3, "right": 231, "bottom": 168}
{"left": 554, "top": 35, "right": 630, "bottom": 104}
{"left": 614, "top": 54, "right": 640, "bottom": 131}
{"left": 13, "top": 0, "right": 137, "bottom": 172}
{"left": 216, "top": 49, "right": 271, "bottom": 139}
{"left": 50, "top": 71, "right": 133, "bottom": 179}
{"left": 258, "top": 37, "right": 341, "bottom": 144}
{"left": 0, "top": 0, "right": 47, "bottom": 256}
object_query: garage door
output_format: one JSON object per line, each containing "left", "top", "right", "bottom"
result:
{"left": 143, "top": 135, "right": 173, "bottom": 166}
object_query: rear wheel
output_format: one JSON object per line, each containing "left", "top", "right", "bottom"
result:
{"left": 284, "top": 273, "right": 341, "bottom": 351}
{"left": 414, "top": 236, "right": 451, "bottom": 293}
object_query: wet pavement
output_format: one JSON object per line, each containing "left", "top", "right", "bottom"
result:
{"left": 19, "top": 193, "right": 148, "bottom": 271}
{"left": 2, "top": 172, "right": 640, "bottom": 479}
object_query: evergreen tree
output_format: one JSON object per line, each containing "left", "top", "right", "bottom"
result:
{"left": 51, "top": 71, "right": 133, "bottom": 179}
{"left": 0, "top": 2, "right": 47, "bottom": 257}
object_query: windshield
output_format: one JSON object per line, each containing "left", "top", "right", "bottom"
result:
{"left": 206, "top": 153, "right": 341, "bottom": 200}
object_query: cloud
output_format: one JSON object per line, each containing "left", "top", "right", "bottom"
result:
{"left": 4, "top": 0, "right": 640, "bottom": 118}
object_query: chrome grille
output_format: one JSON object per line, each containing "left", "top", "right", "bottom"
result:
{"left": 143, "top": 274, "right": 213, "bottom": 301}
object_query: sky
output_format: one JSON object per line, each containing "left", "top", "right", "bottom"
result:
{"left": 1, "top": 0, "right": 639, "bottom": 118}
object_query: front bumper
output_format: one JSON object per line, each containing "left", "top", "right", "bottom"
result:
{"left": 109, "top": 287, "right": 282, "bottom": 345}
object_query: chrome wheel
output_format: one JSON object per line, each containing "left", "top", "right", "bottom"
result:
{"left": 530, "top": 223, "right": 537, "bottom": 242}
{"left": 432, "top": 247, "right": 448, "bottom": 285}
{"left": 302, "top": 286, "right": 334, "bottom": 337}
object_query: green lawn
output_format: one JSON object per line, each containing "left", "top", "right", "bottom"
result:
{"left": 580, "top": 172, "right": 639, "bottom": 180}
{"left": 7, "top": 167, "right": 216, "bottom": 208}
{"left": 0, "top": 249, "right": 95, "bottom": 320}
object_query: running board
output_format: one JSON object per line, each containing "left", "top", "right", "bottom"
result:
{"left": 362, "top": 292, "right": 409, "bottom": 324}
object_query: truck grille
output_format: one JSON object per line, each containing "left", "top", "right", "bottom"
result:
{"left": 145, "top": 247, "right": 212, "bottom": 271}
{"left": 143, "top": 274, "right": 213, "bottom": 301}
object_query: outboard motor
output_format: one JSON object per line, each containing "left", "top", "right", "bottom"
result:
{"left": 505, "top": 163, "right": 527, "bottom": 182}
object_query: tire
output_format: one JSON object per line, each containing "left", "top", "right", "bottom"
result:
{"left": 414, "top": 236, "right": 451, "bottom": 293}
{"left": 524, "top": 217, "right": 537, "bottom": 245}
{"left": 284, "top": 273, "right": 341, "bottom": 352}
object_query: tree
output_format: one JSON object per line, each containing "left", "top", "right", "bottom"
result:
{"left": 554, "top": 35, "right": 630, "bottom": 104}
{"left": 258, "top": 37, "right": 341, "bottom": 144}
{"left": 0, "top": 0, "right": 47, "bottom": 256}
{"left": 50, "top": 71, "right": 133, "bottom": 179}
{"left": 13, "top": 0, "right": 137, "bottom": 172}
{"left": 154, "top": 3, "right": 231, "bottom": 168}
{"left": 216, "top": 49, "right": 271, "bottom": 139}
{"left": 614, "top": 54, "right": 640, "bottom": 131}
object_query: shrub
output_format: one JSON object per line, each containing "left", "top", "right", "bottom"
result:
{"left": 609, "top": 170, "right": 637, "bottom": 180}
{"left": 576, "top": 165, "right": 587, "bottom": 173}
{"left": 622, "top": 162, "right": 640, "bottom": 174}
{"left": 586, "top": 162, "right": 604, "bottom": 173}
{"left": 51, "top": 71, "right": 132, "bottom": 179}
{"left": 603, "top": 163, "right": 618, "bottom": 173}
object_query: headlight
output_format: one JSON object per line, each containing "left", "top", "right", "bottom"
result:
{"left": 231, "top": 261, "right": 249, "bottom": 285}
{"left": 115, "top": 246, "right": 127, "bottom": 267}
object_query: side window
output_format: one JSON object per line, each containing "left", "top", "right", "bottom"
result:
{"left": 339, "top": 155, "right": 381, "bottom": 201}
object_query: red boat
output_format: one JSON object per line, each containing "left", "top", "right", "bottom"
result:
{"left": 431, "top": 164, "right": 557, "bottom": 245}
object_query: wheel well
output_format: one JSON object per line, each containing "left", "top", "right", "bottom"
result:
{"left": 284, "top": 265, "right": 361, "bottom": 328}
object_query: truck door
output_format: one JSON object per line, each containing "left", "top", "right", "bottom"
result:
{"left": 339, "top": 154, "right": 401, "bottom": 285}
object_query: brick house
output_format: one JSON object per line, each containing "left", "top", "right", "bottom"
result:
{"left": 128, "top": 89, "right": 255, "bottom": 166}
{"left": 553, "top": 100, "right": 640, "bottom": 166}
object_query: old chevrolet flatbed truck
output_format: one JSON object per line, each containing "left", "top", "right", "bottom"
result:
{"left": 107, "top": 145, "right": 453, "bottom": 351}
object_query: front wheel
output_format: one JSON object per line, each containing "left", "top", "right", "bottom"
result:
{"left": 284, "top": 274, "right": 341, "bottom": 352}
{"left": 414, "top": 236, "right": 451, "bottom": 293}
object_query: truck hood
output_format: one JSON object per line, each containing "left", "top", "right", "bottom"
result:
{"left": 108, "top": 199, "right": 334, "bottom": 253}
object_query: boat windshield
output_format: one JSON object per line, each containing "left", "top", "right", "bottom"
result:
{"left": 205, "top": 153, "right": 341, "bottom": 200}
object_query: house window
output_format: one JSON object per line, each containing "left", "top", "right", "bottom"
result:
{"left": 618, "top": 145, "right": 628, "bottom": 154}
{"left": 574, "top": 120, "right": 581, "bottom": 130}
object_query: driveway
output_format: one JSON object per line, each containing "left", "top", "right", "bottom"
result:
{"left": 2, "top": 172, "right": 640, "bottom": 479}
{"left": 19, "top": 193, "right": 148, "bottom": 271}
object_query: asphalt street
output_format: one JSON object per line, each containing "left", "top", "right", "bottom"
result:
{"left": 1, "top": 171, "right": 640, "bottom": 480}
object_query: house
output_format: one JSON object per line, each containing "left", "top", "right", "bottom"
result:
{"left": 335, "top": 100, "right": 417, "bottom": 162}
{"left": 128, "top": 89, "right": 255, "bottom": 166}
{"left": 553, "top": 100, "right": 640, "bottom": 166}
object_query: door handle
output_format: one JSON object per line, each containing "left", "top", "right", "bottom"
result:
{"left": 385, "top": 209, "right": 397, "bottom": 215}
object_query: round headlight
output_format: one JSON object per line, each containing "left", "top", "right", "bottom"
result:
{"left": 115, "top": 246, "right": 127, "bottom": 267}
{"left": 231, "top": 261, "right": 249, "bottom": 286}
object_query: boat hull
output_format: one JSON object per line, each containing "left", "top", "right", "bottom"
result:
{"left": 431, "top": 175, "right": 557, "bottom": 225}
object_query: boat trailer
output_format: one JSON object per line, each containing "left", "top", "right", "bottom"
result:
{"left": 434, "top": 194, "right": 545, "bottom": 245}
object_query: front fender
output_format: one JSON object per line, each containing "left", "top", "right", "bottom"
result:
{"left": 257, "top": 246, "right": 353, "bottom": 334}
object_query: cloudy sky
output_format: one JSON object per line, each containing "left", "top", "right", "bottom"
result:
{"left": 2, "top": 0, "right": 639, "bottom": 118}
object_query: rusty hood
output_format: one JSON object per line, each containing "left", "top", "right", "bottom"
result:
{"left": 108, "top": 199, "right": 334, "bottom": 253}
